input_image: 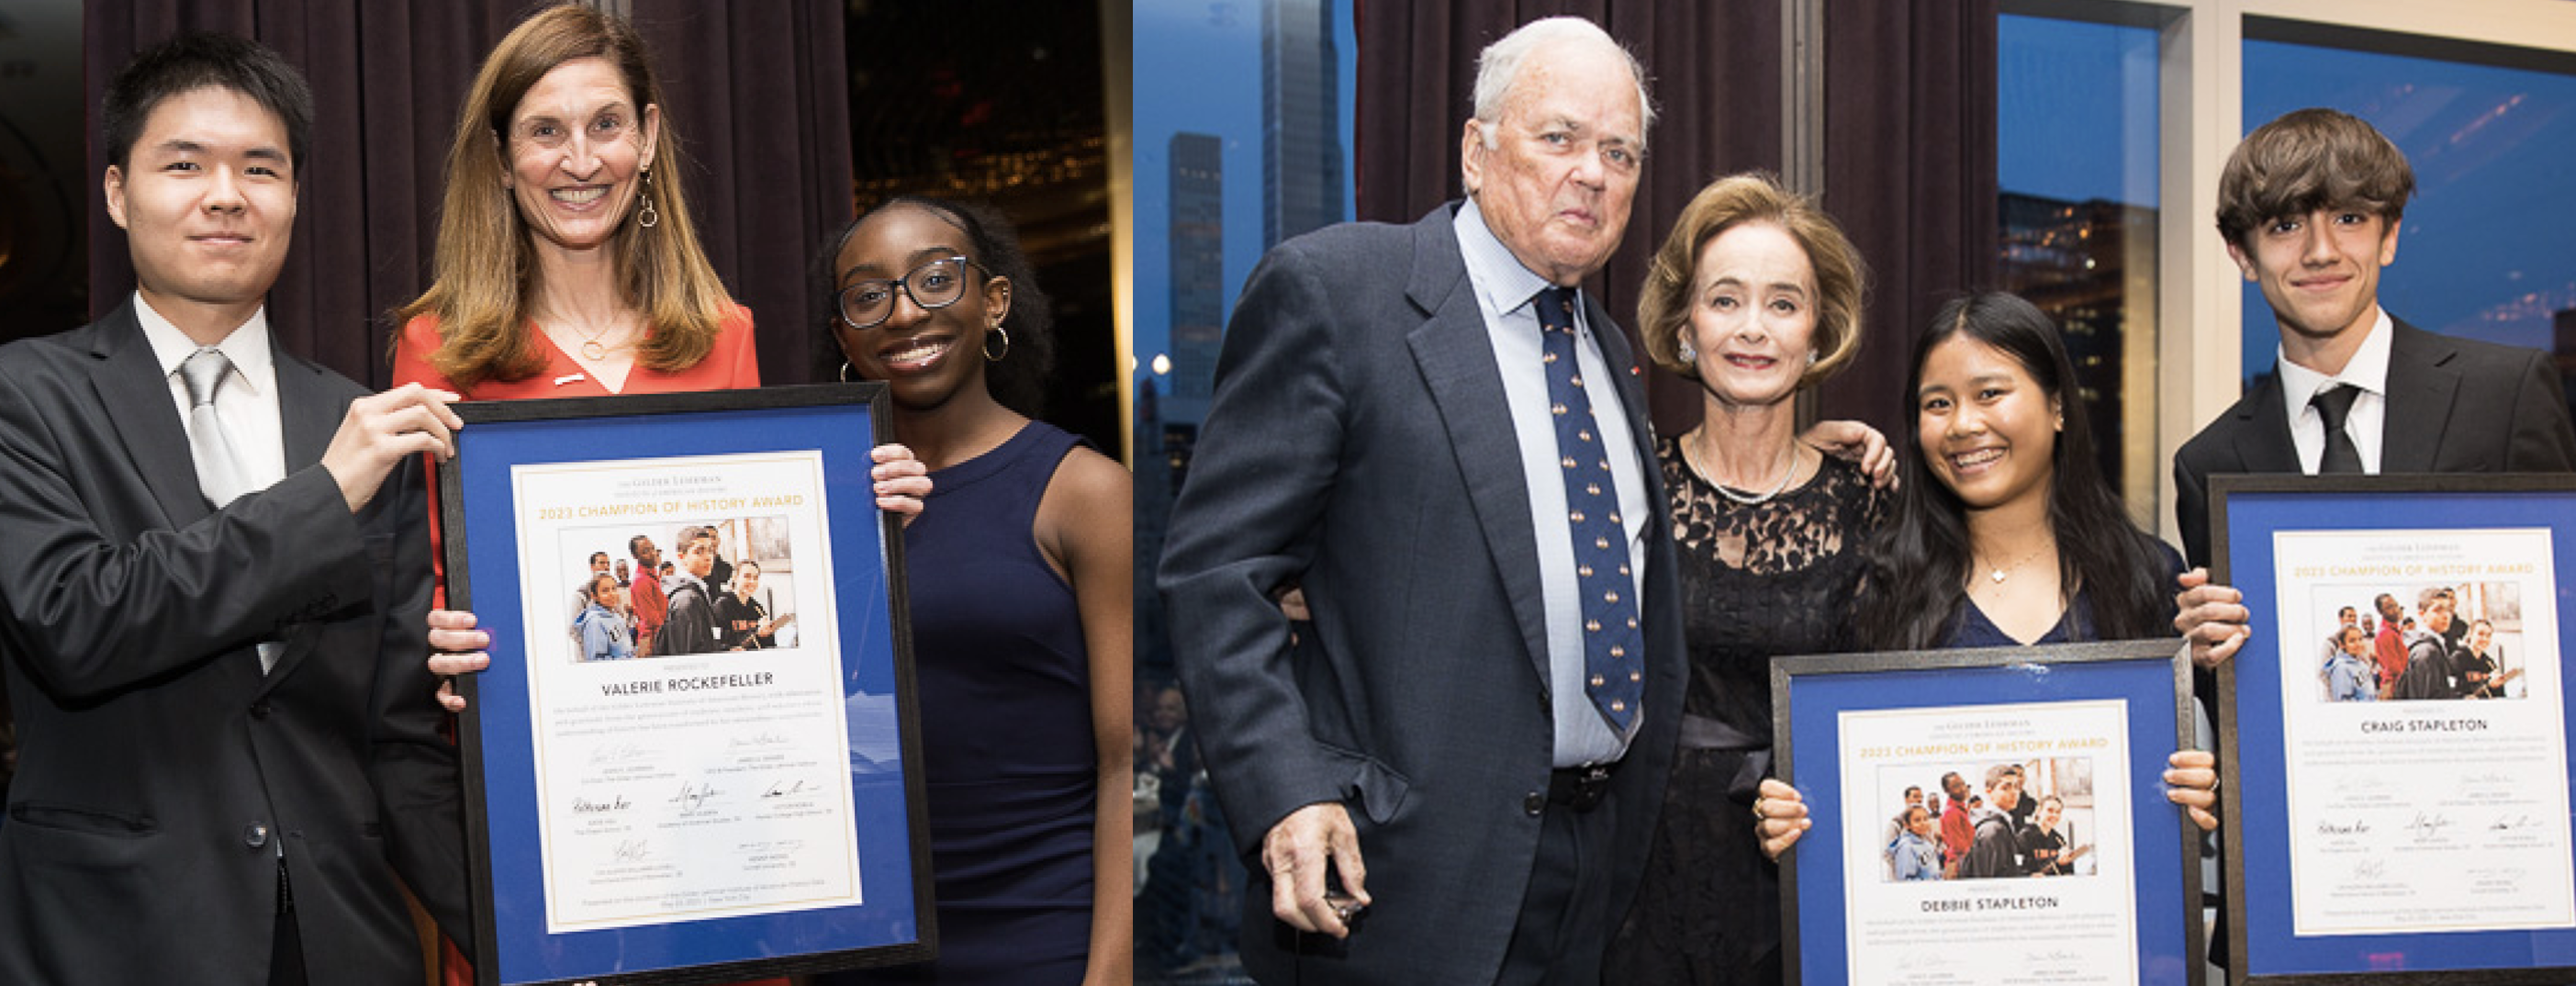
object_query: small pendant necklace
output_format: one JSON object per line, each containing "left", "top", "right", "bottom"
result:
{"left": 1976, "top": 543, "right": 2051, "bottom": 584}
{"left": 577, "top": 323, "right": 619, "bottom": 361}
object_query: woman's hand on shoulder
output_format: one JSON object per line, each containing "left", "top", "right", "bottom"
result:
{"left": 1801, "top": 419, "right": 1896, "bottom": 489}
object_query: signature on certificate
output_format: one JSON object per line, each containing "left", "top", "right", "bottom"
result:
{"left": 2402, "top": 812, "right": 2452, "bottom": 843}
{"left": 670, "top": 780, "right": 722, "bottom": 812}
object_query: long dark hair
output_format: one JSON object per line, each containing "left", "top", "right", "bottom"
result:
{"left": 815, "top": 195, "right": 1056, "bottom": 417}
{"left": 1858, "top": 292, "right": 2170, "bottom": 651}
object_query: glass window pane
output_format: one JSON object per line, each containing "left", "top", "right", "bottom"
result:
{"left": 1999, "top": 14, "right": 2164, "bottom": 523}
{"left": 2240, "top": 30, "right": 2576, "bottom": 425}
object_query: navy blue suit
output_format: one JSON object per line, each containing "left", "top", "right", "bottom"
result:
{"left": 1159, "top": 204, "right": 1686, "bottom": 985}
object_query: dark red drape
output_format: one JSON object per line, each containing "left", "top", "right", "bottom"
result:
{"left": 1354, "top": 0, "right": 1998, "bottom": 439}
{"left": 1813, "top": 0, "right": 1999, "bottom": 433}
{"left": 84, "top": 0, "right": 852, "bottom": 388}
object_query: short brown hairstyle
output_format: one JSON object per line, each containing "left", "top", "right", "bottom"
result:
{"left": 2215, "top": 107, "right": 2414, "bottom": 249}
{"left": 1636, "top": 173, "right": 1865, "bottom": 390}
{"left": 397, "top": 3, "right": 733, "bottom": 388}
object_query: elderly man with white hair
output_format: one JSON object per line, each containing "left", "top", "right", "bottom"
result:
{"left": 1160, "top": 16, "right": 1680, "bottom": 985}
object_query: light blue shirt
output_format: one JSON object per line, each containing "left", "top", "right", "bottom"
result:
{"left": 1454, "top": 198, "right": 1652, "bottom": 767}
{"left": 2325, "top": 651, "right": 2377, "bottom": 702}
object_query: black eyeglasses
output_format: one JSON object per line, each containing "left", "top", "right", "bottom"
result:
{"left": 836, "top": 256, "right": 989, "bottom": 331}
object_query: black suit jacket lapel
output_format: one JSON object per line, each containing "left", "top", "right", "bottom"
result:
{"left": 1402, "top": 208, "right": 1553, "bottom": 688}
{"left": 2230, "top": 373, "right": 2302, "bottom": 475}
{"left": 2380, "top": 319, "right": 2458, "bottom": 474}
{"left": 263, "top": 341, "right": 348, "bottom": 686}
{"left": 88, "top": 302, "right": 209, "bottom": 529}
{"left": 273, "top": 342, "right": 348, "bottom": 471}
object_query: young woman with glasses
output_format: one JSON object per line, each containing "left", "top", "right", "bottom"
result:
{"left": 812, "top": 196, "right": 1134, "bottom": 986}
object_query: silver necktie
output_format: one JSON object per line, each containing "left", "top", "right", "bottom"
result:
{"left": 178, "top": 347, "right": 255, "bottom": 508}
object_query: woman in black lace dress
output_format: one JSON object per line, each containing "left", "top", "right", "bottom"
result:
{"left": 1603, "top": 174, "right": 1876, "bottom": 985}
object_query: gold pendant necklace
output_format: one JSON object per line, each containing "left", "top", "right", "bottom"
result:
{"left": 1977, "top": 543, "right": 2050, "bottom": 585}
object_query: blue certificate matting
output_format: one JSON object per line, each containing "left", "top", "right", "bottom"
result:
{"left": 1775, "top": 640, "right": 2201, "bottom": 985}
{"left": 2216, "top": 475, "right": 2576, "bottom": 984}
{"left": 443, "top": 385, "right": 933, "bottom": 985}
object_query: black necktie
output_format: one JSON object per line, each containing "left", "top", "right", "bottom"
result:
{"left": 2312, "top": 384, "right": 2363, "bottom": 475}
{"left": 1535, "top": 286, "right": 1642, "bottom": 734}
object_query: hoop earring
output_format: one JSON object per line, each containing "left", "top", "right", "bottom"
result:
{"left": 636, "top": 166, "right": 660, "bottom": 229}
{"left": 982, "top": 325, "right": 1011, "bottom": 362}
{"left": 838, "top": 361, "right": 855, "bottom": 383}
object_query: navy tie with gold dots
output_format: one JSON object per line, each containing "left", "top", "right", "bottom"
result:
{"left": 1535, "top": 286, "right": 1642, "bottom": 734}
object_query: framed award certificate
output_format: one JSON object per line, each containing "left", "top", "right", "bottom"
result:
{"left": 2213, "top": 474, "right": 2576, "bottom": 984}
{"left": 1774, "top": 640, "right": 2204, "bottom": 985}
{"left": 441, "top": 384, "right": 935, "bottom": 985}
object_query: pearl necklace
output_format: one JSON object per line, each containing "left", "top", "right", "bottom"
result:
{"left": 1686, "top": 431, "right": 1798, "bottom": 506}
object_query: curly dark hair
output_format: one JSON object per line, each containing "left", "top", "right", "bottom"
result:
{"left": 815, "top": 195, "right": 1056, "bottom": 418}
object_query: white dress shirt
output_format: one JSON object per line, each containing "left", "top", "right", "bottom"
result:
{"left": 134, "top": 293, "right": 291, "bottom": 495}
{"left": 2274, "top": 308, "right": 2392, "bottom": 475}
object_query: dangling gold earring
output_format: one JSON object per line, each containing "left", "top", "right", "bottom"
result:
{"left": 982, "top": 321, "right": 1011, "bottom": 362}
{"left": 636, "top": 166, "right": 660, "bottom": 229}
{"left": 839, "top": 361, "right": 855, "bottom": 383}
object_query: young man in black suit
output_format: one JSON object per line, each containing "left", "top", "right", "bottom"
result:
{"left": 0, "top": 34, "right": 468, "bottom": 984}
{"left": 2175, "top": 108, "right": 2576, "bottom": 667}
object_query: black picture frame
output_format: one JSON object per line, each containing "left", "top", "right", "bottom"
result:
{"left": 440, "top": 384, "right": 935, "bottom": 985}
{"left": 2212, "top": 473, "right": 2576, "bottom": 985}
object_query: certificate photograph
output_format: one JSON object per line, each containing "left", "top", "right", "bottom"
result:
{"left": 443, "top": 387, "right": 934, "bottom": 985}
{"left": 2213, "top": 475, "right": 2576, "bottom": 983}
{"left": 511, "top": 452, "right": 860, "bottom": 934}
{"left": 2268, "top": 528, "right": 2573, "bottom": 937}
{"left": 1836, "top": 700, "right": 2139, "bottom": 985}
{"left": 1774, "top": 641, "right": 2201, "bottom": 986}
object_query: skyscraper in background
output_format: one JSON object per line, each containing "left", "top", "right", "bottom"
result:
{"left": 1139, "top": 132, "right": 1226, "bottom": 673}
{"left": 1262, "top": 0, "right": 1344, "bottom": 248}
{"left": 1168, "top": 132, "right": 1226, "bottom": 427}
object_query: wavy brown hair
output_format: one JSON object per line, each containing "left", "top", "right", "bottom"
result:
{"left": 396, "top": 4, "right": 731, "bottom": 388}
{"left": 1636, "top": 172, "right": 1865, "bottom": 389}
{"left": 2215, "top": 107, "right": 2414, "bottom": 250}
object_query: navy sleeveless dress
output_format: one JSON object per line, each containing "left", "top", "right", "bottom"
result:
{"left": 821, "top": 421, "right": 1096, "bottom": 984}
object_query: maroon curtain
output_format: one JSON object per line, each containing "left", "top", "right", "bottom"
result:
{"left": 1354, "top": 0, "right": 1998, "bottom": 438}
{"left": 84, "top": 0, "right": 851, "bottom": 388}
{"left": 1814, "top": 0, "right": 2000, "bottom": 432}
{"left": 1355, "top": 1, "right": 1783, "bottom": 435}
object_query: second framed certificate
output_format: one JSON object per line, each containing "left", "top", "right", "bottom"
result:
{"left": 1774, "top": 640, "right": 2204, "bottom": 985}
{"left": 2213, "top": 475, "right": 2576, "bottom": 984}
{"left": 441, "top": 384, "right": 935, "bottom": 985}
